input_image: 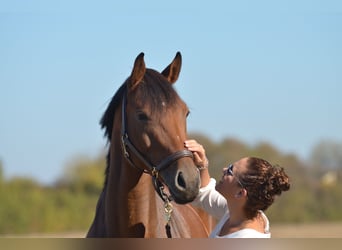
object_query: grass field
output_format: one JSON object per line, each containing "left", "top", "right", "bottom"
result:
{"left": 271, "top": 222, "right": 342, "bottom": 238}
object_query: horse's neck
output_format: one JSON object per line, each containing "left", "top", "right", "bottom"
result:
{"left": 98, "top": 141, "right": 212, "bottom": 238}
{"left": 105, "top": 152, "right": 165, "bottom": 237}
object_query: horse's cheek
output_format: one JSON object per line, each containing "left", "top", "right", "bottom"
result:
{"left": 142, "top": 133, "right": 151, "bottom": 148}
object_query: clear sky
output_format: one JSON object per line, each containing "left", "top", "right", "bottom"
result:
{"left": 1, "top": 1, "right": 341, "bottom": 184}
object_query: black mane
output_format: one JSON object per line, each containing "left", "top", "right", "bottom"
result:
{"left": 100, "top": 83, "right": 126, "bottom": 141}
{"left": 100, "top": 69, "right": 180, "bottom": 188}
{"left": 100, "top": 69, "right": 180, "bottom": 142}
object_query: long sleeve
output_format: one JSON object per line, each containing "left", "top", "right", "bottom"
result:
{"left": 191, "top": 178, "right": 228, "bottom": 220}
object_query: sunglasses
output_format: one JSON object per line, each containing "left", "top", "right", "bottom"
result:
{"left": 224, "top": 164, "right": 245, "bottom": 188}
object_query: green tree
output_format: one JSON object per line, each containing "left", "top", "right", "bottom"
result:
{"left": 56, "top": 154, "right": 106, "bottom": 194}
{"left": 310, "top": 140, "right": 342, "bottom": 170}
{"left": 0, "top": 159, "right": 3, "bottom": 185}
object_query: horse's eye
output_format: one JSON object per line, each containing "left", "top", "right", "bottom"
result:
{"left": 186, "top": 110, "right": 190, "bottom": 117}
{"left": 137, "top": 112, "right": 149, "bottom": 121}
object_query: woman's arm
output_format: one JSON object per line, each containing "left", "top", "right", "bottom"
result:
{"left": 184, "top": 140, "right": 211, "bottom": 187}
{"left": 185, "top": 139, "right": 228, "bottom": 219}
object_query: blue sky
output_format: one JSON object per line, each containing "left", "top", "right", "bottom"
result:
{"left": 1, "top": 1, "right": 341, "bottom": 184}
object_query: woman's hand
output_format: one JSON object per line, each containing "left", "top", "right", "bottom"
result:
{"left": 184, "top": 140, "right": 209, "bottom": 170}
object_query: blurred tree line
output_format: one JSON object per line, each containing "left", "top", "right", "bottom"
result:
{"left": 0, "top": 134, "right": 342, "bottom": 234}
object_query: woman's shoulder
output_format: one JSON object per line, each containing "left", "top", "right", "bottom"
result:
{"left": 228, "top": 229, "right": 271, "bottom": 238}
{"left": 214, "top": 228, "right": 271, "bottom": 238}
{"left": 211, "top": 211, "right": 271, "bottom": 238}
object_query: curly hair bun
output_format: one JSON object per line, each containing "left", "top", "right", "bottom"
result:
{"left": 242, "top": 157, "right": 291, "bottom": 219}
{"left": 269, "top": 165, "right": 290, "bottom": 196}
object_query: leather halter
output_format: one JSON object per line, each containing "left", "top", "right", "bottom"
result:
{"left": 120, "top": 93, "right": 194, "bottom": 199}
{"left": 120, "top": 91, "right": 194, "bottom": 238}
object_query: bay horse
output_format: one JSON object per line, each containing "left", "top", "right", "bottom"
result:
{"left": 87, "top": 52, "right": 213, "bottom": 238}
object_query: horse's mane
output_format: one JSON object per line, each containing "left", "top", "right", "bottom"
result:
{"left": 100, "top": 69, "right": 180, "bottom": 187}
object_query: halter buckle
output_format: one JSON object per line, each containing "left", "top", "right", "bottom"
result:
{"left": 164, "top": 200, "right": 173, "bottom": 223}
{"left": 151, "top": 167, "right": 159, "bottom": 178}
{"left": 121, "top": 134, "right": 130, "bottom": 158}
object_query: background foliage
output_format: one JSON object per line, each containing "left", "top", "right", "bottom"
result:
{"left": 1, "top": 134, "right": 341, "bottom": 234}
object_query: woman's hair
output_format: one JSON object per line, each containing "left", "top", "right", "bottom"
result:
{"left": 239, "top": 157, "right": 290, "bottom": 219}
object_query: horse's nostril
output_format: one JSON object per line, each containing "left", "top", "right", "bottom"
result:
{"left": 177, "top": 172, "right": 186, "bottom": 189}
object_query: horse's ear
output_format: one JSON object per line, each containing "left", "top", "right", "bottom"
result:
{"left": 129, "top": 52, "right": 146, "bottom": 90}
{"left": 161, "top": 52, "right": 182, "bottom": 84}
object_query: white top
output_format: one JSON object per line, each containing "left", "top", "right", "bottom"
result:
{"left": 192, "top": 178, "right": 271, "bottom": 238}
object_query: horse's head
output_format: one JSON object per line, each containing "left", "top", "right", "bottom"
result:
{"left": 120, "top": 52, "right": 200, "bottom": 204}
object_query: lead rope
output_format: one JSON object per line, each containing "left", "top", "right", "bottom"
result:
{"left": 155, "top": 178, "right": 173, "bottom": 238}
{"left": 164, "top": 199, "right": 173, "bottom": 238}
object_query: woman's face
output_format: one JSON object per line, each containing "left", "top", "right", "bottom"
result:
{"left": 215, "top": 157, "right": 248, "bottom": 198}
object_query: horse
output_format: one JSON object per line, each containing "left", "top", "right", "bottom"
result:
{"left": 87, "top": 52, "right": 214, "bottom": 238}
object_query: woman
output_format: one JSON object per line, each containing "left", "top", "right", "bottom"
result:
{"left": 185, "top": 140, "right": 290, "bottom": 238}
